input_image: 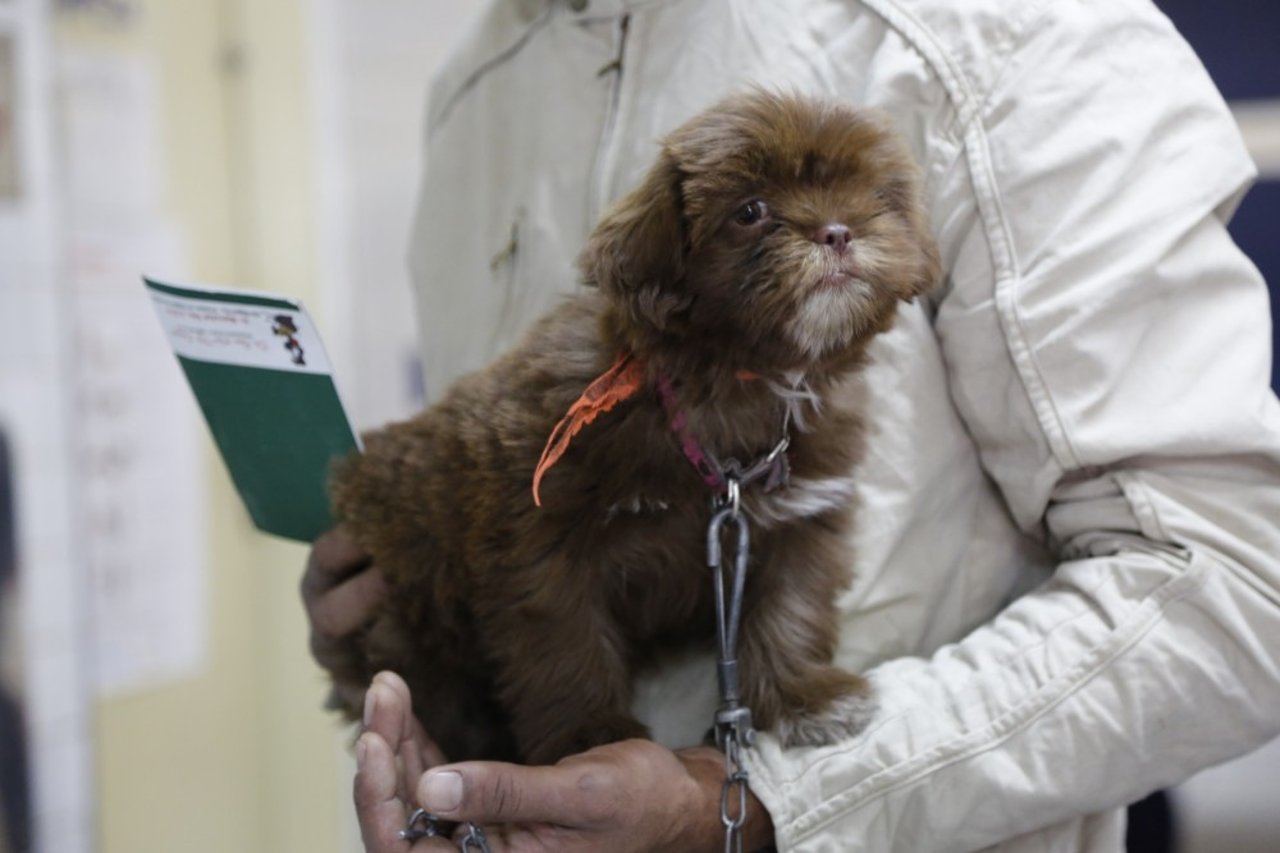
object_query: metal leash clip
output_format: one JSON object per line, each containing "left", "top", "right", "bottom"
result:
{"left": 399, "top": 808, "right": 445, "bottom": 842}
{"left": 399, "top": 810, "right": 490, "bottom": 852}
{"left": 459, "top": 822, "right": 490, "bottom": 852}
{"left": 707, "top": 481, "right": 757, "bottom": 853}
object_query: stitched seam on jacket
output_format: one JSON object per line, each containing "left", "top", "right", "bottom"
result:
{"left": 428, "top": 0, "right": 690, "bottom": 137}
{"left": 783, "top": 556, "right": 1209, "bottom": 845}
{"left": 429, "top": 6, "right": 556, "bottom": 135}
{"left": 858, "top": 0, "right": 1083, "bottom": 472}
{"left": 1114, "top": 471, "right": 1177, "bottom": 546}
{"left": 1119, "top": 470, "right": 1280, "bottom": 609}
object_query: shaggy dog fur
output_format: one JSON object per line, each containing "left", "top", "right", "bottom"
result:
{"left": 328, "top": 92, "right": 940, "bottom": 765}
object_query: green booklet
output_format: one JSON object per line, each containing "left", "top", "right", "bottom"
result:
{"left": 144, "top": 276, "right": 361, "bottom": 542}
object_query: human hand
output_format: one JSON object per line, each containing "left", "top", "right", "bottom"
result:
{"left": 300, "top": 526, "right": 386, "bottom": 712}
{"left": 353, "top": 670, "right": 775, "bottom": 853}
{"left": 355, "top": 671, "right": 449, "bottom": 851}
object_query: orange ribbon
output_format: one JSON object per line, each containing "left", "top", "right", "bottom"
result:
{"left": 532, "top": 353, "right": 646, "bottom": 506}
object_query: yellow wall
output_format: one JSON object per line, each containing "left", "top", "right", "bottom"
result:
{"left": 58, "top": 2, "right": 348, "bottom": 851}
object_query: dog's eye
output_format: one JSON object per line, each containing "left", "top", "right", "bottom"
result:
{"left": 734, "top": 199, "right": 770, "bottom": 227}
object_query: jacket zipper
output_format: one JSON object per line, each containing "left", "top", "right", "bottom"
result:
{"left": 588, "top": 13, "right": 631, "bottom": 224}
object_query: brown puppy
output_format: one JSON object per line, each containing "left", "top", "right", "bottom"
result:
{"left": 329, "top": 92, "right": 939, "bottom": 765}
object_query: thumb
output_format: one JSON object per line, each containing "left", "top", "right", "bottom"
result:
{"left": 417, "top": 761, "right": 613, "bottom": 827}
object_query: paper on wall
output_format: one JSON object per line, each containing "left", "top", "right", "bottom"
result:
{"left": 71, "top": 229, "right": 207, "bottom": 698}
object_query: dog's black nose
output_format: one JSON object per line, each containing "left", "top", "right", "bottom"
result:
{"left": 814, "top": 223, "right": 852, "bottom": 252}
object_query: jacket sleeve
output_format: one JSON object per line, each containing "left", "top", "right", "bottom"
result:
{"left": 741, "top": 3, "right": 1280, "bottom": 850}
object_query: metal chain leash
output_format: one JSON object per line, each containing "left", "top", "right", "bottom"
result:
{"left": 707, "top": 478, "right": 757, "bottom": 853}
{"left": 400, "top": 810, "right": 491, "bottom": 852}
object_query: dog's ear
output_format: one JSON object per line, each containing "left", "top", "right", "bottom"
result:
{"left": 577, "top": 150, "right": 688, "bottom": 330}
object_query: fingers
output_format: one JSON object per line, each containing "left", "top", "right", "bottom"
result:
{"left": 302, "top": 526, "right": 371, "bottom": 600}
{"left": 352, "top": 732, "right": 410, "bottom": 851}
{"left": 310, "top": 566, "right": 388, "bottom": 639}
{"left": 364, "top": 672, "right": 447, "bottom": 777}
{"left": 303, "top": 526, "right": 385, "bottom": 643}
{"left": 302, "top": 528, "right": 380, "bottom": 715}
{"left": 416, "top": 758, "right": 621, "bottom": 829}
{"left": 354, "top": 732, "right": 455, "bottom": 852}
{"left": 363, "top": 674, "right": 414, "bottom": 805}
{"left": 362, "top": 672, "right": 409, "bottom": 744}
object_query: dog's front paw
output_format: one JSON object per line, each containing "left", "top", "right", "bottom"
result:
{"left": 767, "top": 670, "right": 877, "bottom": 748}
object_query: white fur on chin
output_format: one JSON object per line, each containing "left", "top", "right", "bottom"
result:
{"left": 784, "top": 280, "right": 874, "bottom": 361}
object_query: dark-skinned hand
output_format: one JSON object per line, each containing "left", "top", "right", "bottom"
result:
{"left": 354, "top": 670, "right": 776, "bottom": 852}
{"left": 301, "top": 526, "right": 387, "bottom": 712}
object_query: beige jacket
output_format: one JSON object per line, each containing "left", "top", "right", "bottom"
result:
{"left": 407, "top": 1, "right": 1280, "bottom": 850}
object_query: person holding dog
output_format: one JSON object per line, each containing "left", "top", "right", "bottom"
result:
{"left": 304, "top": 1, "right": 1280, "bottom": 850}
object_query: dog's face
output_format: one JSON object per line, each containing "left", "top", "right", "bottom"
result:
{"left": 580, "top": 92, "right": 940, "bottom": 372}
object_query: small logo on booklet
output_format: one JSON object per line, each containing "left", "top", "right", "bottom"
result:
{"left": 271, "top": 314, "right": 306, "bottom": 366}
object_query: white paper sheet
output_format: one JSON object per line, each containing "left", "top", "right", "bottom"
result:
{"left": 58, "top": 43, "right": 209, "bottom": 697}
{"left": 149, "top": 288, "right": 336, "bottom": 374}
{"left": 59, "top": 49, "right": 161, "bottom": 227}
{"left": 71, "top": 225, "right": 208, "bottom": 697}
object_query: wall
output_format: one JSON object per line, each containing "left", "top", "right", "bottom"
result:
{"left": 52, "top": 1, "right": 348, "bottom": 851}
{"left": 0, "top": 1, "right": 92, "bottom": 849}
{"left": 2, "top": 1, "right": 476, "bottom": 850}
{"left": 311, "top": 0, "right": 481, "bottom": 430}
{"left": 74, "top": 1, "right": 480, "bottom": 851}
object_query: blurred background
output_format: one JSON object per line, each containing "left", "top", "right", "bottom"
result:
{"left": 0, "top": 1, "right": 1274, "bottom": 852}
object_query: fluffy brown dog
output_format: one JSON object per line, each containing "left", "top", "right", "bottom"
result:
{"left": 329, "top": 91, "right": 939, "bottom": 765}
